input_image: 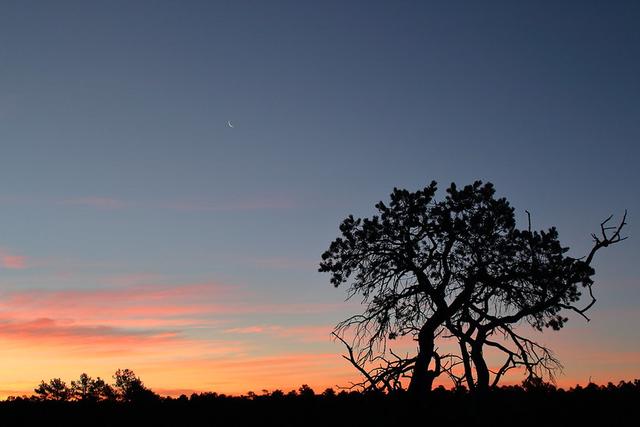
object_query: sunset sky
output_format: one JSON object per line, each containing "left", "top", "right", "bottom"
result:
{"left": 0, "top": 1, "right": 638, "bottom": 398}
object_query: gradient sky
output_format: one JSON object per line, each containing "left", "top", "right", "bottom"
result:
{"left": 0, "top": 0, "right": 638, "bottom": 398}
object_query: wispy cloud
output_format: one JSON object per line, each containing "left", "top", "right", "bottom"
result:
{"left": 0, "top": 317, "right": 180, "bottom": 347}
{"left": 224, "top": 324, "right": 333, "bottom": 343}
{"left": 0, "top": 248, "right": 27, "bottom": 269}
{"left": 0, "top": 282, "right": 228, "bottom": 328}
{"left": 0, "top": 282, "right": 248, "bottom": 360}
{"left": 0, "top": 282, "right": 344, "bottom": 326}
{"left": 61, "top": 197, "right": 128, "bottom": 209}
{"left": 155, "top": 197, "right": 295, "bottom": 212}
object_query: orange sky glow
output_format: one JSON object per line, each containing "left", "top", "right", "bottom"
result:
{"left": 0, "top": 276, "right": 637, "bottom": 399}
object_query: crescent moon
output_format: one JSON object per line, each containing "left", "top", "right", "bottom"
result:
{"left": 227, "top": 120, "right": 234, "bottom": 128}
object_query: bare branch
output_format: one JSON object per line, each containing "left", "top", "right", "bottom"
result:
{"left": 585, "top": 210, "right": 628, "bottom": 266}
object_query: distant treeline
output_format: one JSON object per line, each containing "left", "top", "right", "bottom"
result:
{"left": 0, "top": 370, "right": 638, "bottom": 426}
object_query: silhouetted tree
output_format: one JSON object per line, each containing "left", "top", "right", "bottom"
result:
{"left": 320, "top": 181, "right": 627, "bottom": 396}
{"left": 70, "top": 373, "right": 92, "bottom": 401}
{"left": 298, "top": 384, "right": 315, "bottom": 398}
{"left": 112, "top": 369, "right": 159, "bottom": 403}
{"left": 34, "top": 378, "right": 72, "bottom": 401}
{"left": 71, "top": 373, "right": 116, "bottom": 402}
{"left": 270, "top": 389, "right": 285, "bottom": 398}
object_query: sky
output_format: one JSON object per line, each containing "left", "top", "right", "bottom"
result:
{"left": 0, "top": 0, "right": 638, "bottom": 398}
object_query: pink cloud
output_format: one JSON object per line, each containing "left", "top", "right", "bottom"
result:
{"left": 226, "top": 325, "right": 268, "bottom": 334}
{"left": 224, "top": 324, "right": 333, "bottom": 343}
{"left": 0, "top": 283, "right": 229, "bottom": 329}
{"left": 0, "top": 281, "right": 249, "bottom": 357}
{"left": 0, "top": 248, "right": 27, "bottom": 269}
{"left": 0, "top": 317, "right": 180, "bottom": 343}
{"left": 0, "top": 282, "right": 343, "bottom": 330}
{"left": 0, "top": 313, "right": 246, "bottom": 362}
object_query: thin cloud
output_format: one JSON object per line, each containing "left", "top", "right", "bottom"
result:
{"left": 154, "top": 196, "right": 295, "bottom": 212}
{"left": 0, "top": 313, "right": 246, "bottom": 363}
{"left": 0, "top": 282, "right": 229, "bottom": 328}
{"left": 0, "top": 248, "right": 27, "bottom": 270}
{"left": 0, "top": 317, "right": 180, "bottom": 342}
{"left": 62, "top": 197, "right": 128, "bottom": 209}
{"left": 224, "top": 324, "right": 333, "bottom": 343}
{"left": 0, "top": 282, "right": 343, "bottom": 332}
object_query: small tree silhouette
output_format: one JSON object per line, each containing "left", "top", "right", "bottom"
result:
{"left": 298, "top": 384, "right": 315, "bottom": 398}
{"left": 71, "top": 373, "right": 115, "bottom": 402}
{"left": 34, "top": 378, "right": 72, "bottom": 401}
{"left": 113, "top": 368, "right": 159, "bottom": 403}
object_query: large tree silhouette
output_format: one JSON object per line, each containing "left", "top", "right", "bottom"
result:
{"left": 320, "top": 181, "right": 626, "bottom": 396}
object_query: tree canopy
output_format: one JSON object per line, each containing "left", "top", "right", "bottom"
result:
{"left": 320, "top": 181, "right": 627, "bottom": 395}
{"left": 33, "top": 370, "right": 156, "bottom": 403}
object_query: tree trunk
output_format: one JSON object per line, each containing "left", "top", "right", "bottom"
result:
{"left": 459, "top": 341, "right": 475, "bottom": 392}
{"left": 407, "top": 349, "right": 433, "bottom": 395}
{"left": 408, "top": 321, "right": 439, "bottom": 395}
{"left": 471, "top": 338, "right": 489, "bottom": 394}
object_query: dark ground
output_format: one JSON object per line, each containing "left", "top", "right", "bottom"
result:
{"left": 1, "top": 382, "right": 638, "bottom": 426}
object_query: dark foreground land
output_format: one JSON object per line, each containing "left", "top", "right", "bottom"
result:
{"left": 1, "top": 382, "right": 638, "bottom": 427}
